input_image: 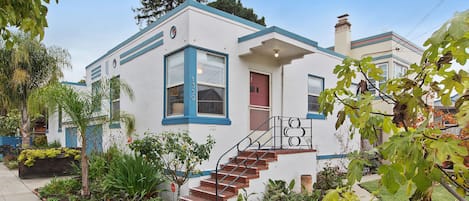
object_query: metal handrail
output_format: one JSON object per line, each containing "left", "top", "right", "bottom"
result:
{"left": 214, "top": 116, "right": 313, "bottom": 200}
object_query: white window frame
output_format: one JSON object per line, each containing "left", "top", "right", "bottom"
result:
{"left": 196, "top": 50, "right": 226, "bottom": 116}
{"left": 308, "top": 75, "right": 324, "bottom": 113}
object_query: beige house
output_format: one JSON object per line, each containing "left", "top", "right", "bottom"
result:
{"left": 330, "top": 14, "right": 424, "bottom": 147}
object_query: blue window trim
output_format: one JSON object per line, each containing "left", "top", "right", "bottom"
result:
{"left": 317, "top": 154, "right": 348, "bottom": 160}
{"left": 307, "top": 74, "right": 325, "bottom": 120}
{"left": 162, "top": 45, "right": 231, "bottom": 125}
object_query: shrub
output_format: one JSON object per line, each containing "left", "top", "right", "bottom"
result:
{"left": 33, "top": 135, "right": 48, "bottom": 147}
{"left": 262, "top": 179, "right": 320, "bottom": 201}
{"left": 39, "top": 178, "right": 81, "bottom": 199}
{"left": 18, "top": 148, "right": 81, "bottom": 167}
{"left": 313, "top": 166, "right": 344, "bottom": 191}
{"left": 48, "top": 141, "right": 61, "bottom": 148}
{"left": 3, "top": 154, "right": 17, "bottom": 165}
{"left": 103, "top": 154, "right": 165, "bottom": 200}
{"left": 6, "top": 161, "right": 18, "bottom": 169}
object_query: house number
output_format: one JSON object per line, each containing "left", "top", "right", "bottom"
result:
{"left": 191, "top": 76, "right": 196, "bottom": 101}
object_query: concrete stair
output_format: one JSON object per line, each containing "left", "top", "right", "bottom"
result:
{"left": 180, "top": 150, "right": 278, "bottom": 201}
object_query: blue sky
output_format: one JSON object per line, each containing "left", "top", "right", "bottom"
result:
{"left": 43, "top": 0, "right": 468, "bottom": 82}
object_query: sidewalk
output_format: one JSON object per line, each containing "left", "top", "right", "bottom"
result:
{"left": 0, "top": 164, "right": 50, "bottom": 201}
{"left": 352, "top": 174, "right": 380, "bottom": 201}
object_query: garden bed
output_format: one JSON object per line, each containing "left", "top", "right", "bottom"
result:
{"left": 19, "top": 156, "right": 79, "bottom": 179}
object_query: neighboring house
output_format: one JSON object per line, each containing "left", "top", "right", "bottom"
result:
{"left": 330, "top": 14, "right": 424, "bottom": 148}
{"left": 47, "top": 2, "right": 423, "bottom": 200}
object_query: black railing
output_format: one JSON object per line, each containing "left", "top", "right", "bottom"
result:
{"left": 215, "top": 116, "right": 313, "bottom": 200}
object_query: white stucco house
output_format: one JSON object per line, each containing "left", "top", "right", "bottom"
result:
{"left": 47, "top": 1, "right": 423, "bottom": 200}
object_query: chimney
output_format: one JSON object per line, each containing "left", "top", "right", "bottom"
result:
{"left": 334, "top": 14, "right": 351, "bottom": 56}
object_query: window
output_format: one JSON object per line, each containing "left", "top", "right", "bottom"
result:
{"left": 197, "top": 50, "right": 225, "bottom": 115}
{"left": 166, "top": 51, "right": 184, "bottom": 116}
{"left": 368, "top": 63, "right": 388, "bottom": 95}
{"left": 394, "top": 62, "right": 407, "bottom": 78}
{"left": 308, "top": 75, "right": 324, "bottom": 112}
{"left": 110, "top": 77, "right": 120, "bottom": 121}
{"left": 92, "top": 80, "right": 101, "bottom": 112}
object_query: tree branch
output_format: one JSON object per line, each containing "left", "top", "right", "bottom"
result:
{"left": 439, "top": 178, "right": 467, "bottom": 201}
{"left": 357, "top": 64, "right": 397, "bottom": 103}
{"left": 334, "top": 93, "right": 394, "bottom": 117}
{"left": 436, "top": 164, "right": 469, "bottom": 193}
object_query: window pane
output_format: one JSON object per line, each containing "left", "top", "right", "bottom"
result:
{"left": 377, "top": 63, "right": 388, "bottom": 81}
{"left": 110, "top": 77, "right": 120, "bottom": 101}
{"left": 111, "top": 101, "right": 120, "bottom": 121}
{"left": 308, "top": 76, "right": 322, "bottom": 95}
{"left": 167, "top": 51, "right": 184, "bottom": 86}
{"left": 197, "top": 51, "right": 225, "bottom": 85}
{"left": 198, "top": 85, "right": 224, "bottom": 115}
{"left": 167, "top": 85, "right": 184, "bottom": 116}
{"left": 394, "top": 62, "right": 407, "bottom": 78}
{"left": 308, "top": 95, "right": 319, "bottom": 112}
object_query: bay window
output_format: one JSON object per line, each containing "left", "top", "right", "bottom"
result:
{"left": 166, "top": 51, "right": 185, "bottom": 116}
{"left": 197, "top": 50, "right": 225, "bottom": 115}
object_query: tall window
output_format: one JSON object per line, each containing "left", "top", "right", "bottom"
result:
{"left": 92, "top": 80, "right": 101, "bottom": 111}
{"left": 110, "top": 77, "right": 120, "bottom": 121}
{"left": 308, "top": 75, "right": 324, "bottom": 112}
{"left": 166, "top": 51, "right": 184, "bottom": 116}
{"left": 197, "top": 50, "right": 226, "bottom": 115}
{"left": 394, "top": 62, "right": 407, "bottom": 78}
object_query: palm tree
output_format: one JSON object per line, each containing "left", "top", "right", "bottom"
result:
{"left": 29, "top": 80, "right": 134, "bottom": 196}
{"left": 0, "top": 33, "right": 71, "bottom": 147}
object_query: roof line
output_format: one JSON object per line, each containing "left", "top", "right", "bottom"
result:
{"left": 85, "top": 0, "right": 265, "bottom": 69}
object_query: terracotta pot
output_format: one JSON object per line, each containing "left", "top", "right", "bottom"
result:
{"left": 464, "top": 156, "right": 469, "bottom": 168}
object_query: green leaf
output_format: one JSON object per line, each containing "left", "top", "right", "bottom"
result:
{"left": 429, "top": 138, "right": 468, "bottom": 164}
{"left": 336, "top": 110, "right": 346, "bottom": 129}
{"left": 378, "top": 164, "right": 405, "bottom": 194}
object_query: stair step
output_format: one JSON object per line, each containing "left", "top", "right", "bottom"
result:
{"left": 220, "top": 163, "right": 262, "bottom": 174}
{"left": 238, "top": 150, "right": 277, "bottom": 160}
{"left": 211, "top": 170, "right": 258, "bottom": 184}
{"left": 228, "top": 156, "right": 270, "bottom": 166}
{"left": 200, "top": 178, "right": 249, "bottom": 194}
{"left": 190, "top": 186, "right": 236, "bottom": 201}
{"left": 180, "top": 195, "right": 211, "bottom": 201}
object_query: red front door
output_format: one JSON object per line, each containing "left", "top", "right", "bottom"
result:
{"left": 250, "top": 72, "right": 270, "bottom": 130}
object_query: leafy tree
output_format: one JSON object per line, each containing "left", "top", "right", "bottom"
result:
{"left": 207, "top": 0, "right": 266, "bottom": 26}
{"left": 0, "top": 109, "right": 20, "bottom": 136}
{"left": 133, "top": 0, "right": 207, "bottom": 27}
{"left": 0, "top": 33, "right": 70, "bottom": 147}
{"left": 320, "top": 10, "right": 469, "bottom": 201}
{"left": 0, "top": 0, "right": 59, "bottom": 48}
{"left": 129, "top": 131, "right": 215, "bottom": 198}
{"left": 28, "top": 80, "right": 134, "bottom": 196}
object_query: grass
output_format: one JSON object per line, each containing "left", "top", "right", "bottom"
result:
{"left": 360, "top": 179, "right": 468, "bottom": 201}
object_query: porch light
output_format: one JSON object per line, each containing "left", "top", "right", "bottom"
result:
{"left": 274, "top": 49, "right": 279, "bottom": 58}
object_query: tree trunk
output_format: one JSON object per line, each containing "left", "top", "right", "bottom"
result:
{"left": 80, "top": 131, "right": 90, "bottom": 196}
{"left": 20, "top": 102, "right": 30, "bottom": 148}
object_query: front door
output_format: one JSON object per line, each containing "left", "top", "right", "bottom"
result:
{"left": 65, "top": 127, "right": 77, "bottom": 148}
{"left": 85, "top": 125, "right": 103, "bottom": 154}
{"left": 249, "top": 72, "right": 270, "bottom": 131}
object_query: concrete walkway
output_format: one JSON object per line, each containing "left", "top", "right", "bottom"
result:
{"left": 352, "top": 174, "right": 380, "bottom": 201}
{"left": 0, "top": 164, "right": 50, "bottom": 201}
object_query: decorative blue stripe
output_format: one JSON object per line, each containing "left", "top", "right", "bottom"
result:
{"left": 91, "top": 74, "right": 101, "bottom": 80}
{"left": 172, "top": 170, "right": 212, "bottom": 178}
{"left": 238, "top": 26, "right": 318, "bottom": 47}
{"left": 372, "top": 54, "right": 392, "bottom": 61}
{"left": 317, "top": 154, "right": 348, "bottom": 160}
{"left": 120, "top": 40, "right": 164, "bottom": 65}
{"left": 86, "top": 0, "right": 264, "bottom": 69}
{"left": 91, "top": 66, "right": 101, "bottom": 73}
{"left": 109, "top": 123, "right": 121, "bottom": 129}
{"left": 91, "top": 70, "right": 101, "bottom": 77}
{"left": 61, "top": 81, "right": 86, "bottom": 86}
{"left": 306, "top": 113, "right": 326, "bottom": 120}
{"left": 317, "top": 46, "right": 346, "bottom": 59}
{"left": 162, "top": 116, "right": 232, "bottom": 125}
{"left": 120, "top": 31, "right": 164, "bottom": 59}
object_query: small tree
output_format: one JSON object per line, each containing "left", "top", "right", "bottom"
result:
{"left": 320, "top": 10, "right": 469, "bottom": 201}
{"left": 130, "top": 131, "right": 215, "bottom": 197}
{"left": 29, "top": 80, "right": 134, "bottom": 196}
{"left": 207, "top": 0, "right": 266, "bottom": 26}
